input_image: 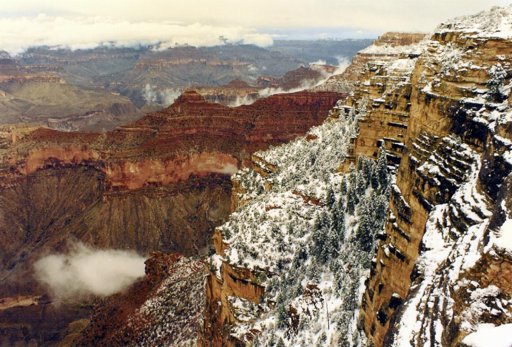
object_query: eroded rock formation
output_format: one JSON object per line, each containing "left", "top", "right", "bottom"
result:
{"left": 0, "top": 53, "right": 141, "bottom": 131}
{"left": 202, "top": 7, "right": 512, "bottom": 345}
{"left": 0, "top": 88, "right": 342, "bottom": 345}
{"left": 75, "top": 253, "right": 206, "bottom": 346}
{"left": 361, "top": 8, "right": 512, "bottom": 346}
{"left": 202, "top": 32, "right": 427, "bottom": 346}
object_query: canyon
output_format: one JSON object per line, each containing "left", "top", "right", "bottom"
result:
{"left": 0, "top": 87, "right": 342, "bottom": 345}
{"left": 19, "top": 40, "right": 370, "bottom": 94}
{"left": 196, "top": 7, "right": 512, "bottom": 347}
{"left": 0, "top": 40, "right": 368, "bottom": 131}
{"left": 0, "top": 53, "right": 141, "bottom": 132}
{"left": 1, "top": 5, "right": 511, "bottom": 347}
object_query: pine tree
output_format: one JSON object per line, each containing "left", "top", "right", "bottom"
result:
{"left": 355, "top": 170, "right": 366, "bottom": 197}
{"left": 355, "top": 197, "right": 375, "bottom": 254}
{"left": 375, "top": 150, "right": 389, "bottom": 189}
{"left": 346, "top": 191, "right": 356, "bottom": 215}
{"left": 340, "top": 177, "right": 348, "bottom": 195}
{"left": 487, "top": 63, "right": 508, "bottom": 103}
{"left": 268, "top": 334, "right": 276, "bottom": 347}
{"left": 276, "top": 305, "right": 288, "bottom": 329}
{"left": 326, "top": 186, "right": 336, "bottom": 208}
{"left": 312, "top": 226, "right": 327, "bottom": 263}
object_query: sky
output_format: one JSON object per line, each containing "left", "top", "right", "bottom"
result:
{"left": 0, "top": 0, "right": 509, "bottom": 54}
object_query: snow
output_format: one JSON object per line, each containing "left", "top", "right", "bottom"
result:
{"left": 462, "top": 323, "right": 512, "bottom": 347}
{"left": 393, "top": 143, "right": 496, "bottom": 346}
{"left": 461, "top": 285, "right": 504, "bottom": 331}
{"left": 214, "top": 99, "right": 392, "bottom": 346}
{"left": 360, "top": 43, "right": 422, "bottom": 56}
{"left": 210, "top": 254, "right": 223, "bottom": 280}
{"left": 436, "top": 5, "right": 512, "bottom": 39}
{"left": 388, "top": 58, "right": 417, "bottom": 73}
{"left": 131, "top": 257, "right": 206, "bottom": 346}
{"left": 489, "top": 219, "right": 512, "bottom": 255}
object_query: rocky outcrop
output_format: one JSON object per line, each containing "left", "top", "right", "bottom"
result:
{"left": 195, "top": 80, "right": 261, "bottom": 106}
{"left": 358, "top": 7, "right": 512, "bottom": 347}
{"left": 194, "top": 65, "right": 339, "bottom": 107}
{"left": 0, "top": 90, "right": 342, "bottom": 188}
{"left": 338, "top": 33, "right": 426, "bottom": 171}
{"left": 202, "top": 10, "right": 512, "bottom": 345}
{"left": 205, "top": 228, "right": 267, "bottom": 346}
{"left": 202, "top": 102, "right": 373, "bottom": 346}
{"left": 201, "top": 32, "right": 426, "bottom": 347}
{"left": 0, "top": 89, "right": 342, "bottom": 344}
{"left": 314, "top": 32, "right": 425, "bottom": 94}
{"left": 75, "top": 253, "right": 205, "bottom": 346}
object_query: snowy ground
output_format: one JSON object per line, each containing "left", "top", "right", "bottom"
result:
{"left": 214, "top": 100, "right": 392, "bottom": 346}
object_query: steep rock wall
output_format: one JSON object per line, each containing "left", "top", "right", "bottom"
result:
{"left": 202, "top": 32, "right": 428, "bottom": 347}
{"left": 361, "top": 7, "right": 512, "bottom": 347}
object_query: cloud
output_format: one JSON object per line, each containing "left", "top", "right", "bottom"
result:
{"left": 34, "top": 242, "right": 146, "bottom": 301}
{"left": 0, "top": 14, "right": 273, "bottom": 54}
{"left": 228, "top": 57, "right": 351, "bottom": 107}
{"left": 0, "top": 0, "right": 508, "bottom": 36}
{"left": 309, "top": 59, "right": 327, "bottom": 66}
{"left": 142, "top": 84, "right": 182, "bottom": 107}
{"left": 0, "top": 1, "right": 508, "bottom": 54}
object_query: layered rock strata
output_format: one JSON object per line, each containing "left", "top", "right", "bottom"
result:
{"left": 0, "top": 88, "right": 341, "bottom": 345}
{"left": 313, "top": 33, "right": 425, "bottom": 94}
{"left": 201, "top": 32, "right": 427, "bottom": 347}
{"left": 202, "top": 10, "right": 512, "bottom": 346}
{"left": 0, "top": 89, "right": 341, "bottom": 295}
{"left": 359, "top": 7, "right": 512, "bottom": 346}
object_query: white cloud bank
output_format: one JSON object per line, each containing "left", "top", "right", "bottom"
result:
{"left": 34, "top": 242, "right": 146, "bottom": 300}
{"left": 0, "top": 14, "right": 273, "bottom": 54}
{"left": 0, "top": 0, "right": 508, "bottom": 54}
{"left": 229, "top": 57, "right": 351, "bottom": 107}
{"left": 142, "top": 84, "right": 182, "bottom": 107}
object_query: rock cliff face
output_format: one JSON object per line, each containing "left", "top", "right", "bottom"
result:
{"left": 194, "top": 65, "right": 340, "bottom": 107}
{"left": 202, "top": 32, "right": 425, "bottom": 346}
{"left": 194, "top": 80, "right": 261, "bottom": 106}
{"left": 203, "top": 7, "right": 512, "bottom": 346}
{"left": 314, "top": 33, "right": 425, "bottom": 94}
{"left": 203, "top": 101, "right": 390, "bottom": 346}
{"left": 4, "top": 7, "right": 511, "bottom": 346}
{"left": 361, "top": 7, "right": 512, "bottom": 346}
{"left": 338, "top": 33, "right": 426, "bottom": 171}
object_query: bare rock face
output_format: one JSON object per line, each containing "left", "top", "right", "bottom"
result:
{"left": 0, "top": 89, "right": 342, "bottom": 346}
{"left": 193, "top": 65, "right": 337, "bottom": 107}
{"left": 314, "top": 32, "right": 426, "bottom": 93}
{"left": 201, "top": 32, "right": 426, "bottom": 347}
{"left": 194, "top": 80, "right": 261, "bottom": 106}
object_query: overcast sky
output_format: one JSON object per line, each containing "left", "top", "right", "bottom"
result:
{"left": 0, "top": 0, "right": 509, "bottom": 54}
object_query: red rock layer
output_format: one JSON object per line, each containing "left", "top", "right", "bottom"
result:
{"left": 1, "top": 90, "right": 343, "bottom": 190}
